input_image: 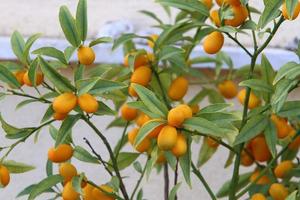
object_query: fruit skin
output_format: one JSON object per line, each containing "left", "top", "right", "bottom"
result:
{"left": 92, "top": 185, "right": 115, "bottom": 200}
{"left": 251, "top": 193, "right": 266, "bottom": 200}
{"left": 78, "top": 93, "right": 99, "bottom": 113}
{"left": 128, "top": 128, "right": 139, "bottom": 146}
{"left": 241, "top": 150, "right": 254, "bottom": 167}
{"left": 53, "top": 93, "right": 77, "bottom": 114}
{"left": 53, "top": 112, "right": 68, "bottom": 121}
{"left": 190, "top": 104, "right": 200, "bottom": 114}
{"left": 121, "top": 104, "right": 138, "bottom": 121}
{"left": 77, "top": 46, "right": 95, "bottom": 65}
{"left": 282, "top": 1, "right": 300, "bottom": 20}
{"left": 269, "top": 183, "right": 289, "bottom": 200}
{"left": 203, "top": 31, "right": 224, "bottom": 54}
{"left": 168, "top": 107, "right": 185, "bottom": 127}
{"left": 271, "top": 114, "right": 290, "bottom": 139}
{"left": 48, "top": 144, "right": 74, "bottom": 163}
{"left": 148, "top": 124, "right": 164, "bottom": 138}
{"left": 274, "top": 160, "right": 294, "bottom": 179}
{"left": 23, "top": 71, "right": 44, "bottom": 86}
{"left": 62, "top": 181, "right": 79, "bottom": 200}
{"left": 127, "top": 128, "right": 151, "bottom": 153}
{"left": 128, "top": 83, "right": 138, "bottom": 97}
{"left": 157, "top": 125, "right": 178, "bottom": 150}
{"left": 14, "top": 70, "right": 26, "bottom": 86}
{"left": 147, "top": 34, "right": 159, "bottom": 48}
{"left": 201, "top": 0, "right": 213, "bottom": 9}
{"left": 218, "top": 80, "right": 238, "bottom": 99}
{"left": 171, "top": 133, "right": 187, "bottom": 157}
{"left": 130, "top": 66, "right": 152, "bottom": 86}
{"left": 83, "top": 183, "right": 94, "bottom": 200}
{"left": 237, "top": 89, "right": 261, "bottom": 109}
{"left": 136, "top": 113, "right": 151, "bottom": 127}
{"left": 250, "top": 136, "right": 271, "bottom": 162}
{"left": 226, "top": 0, "right": 241, "bottom": 6}
{"left": 210, "top": 10, "right": 221, "bottom": 27}
{"left": 168, "top": 76, "right": 189, "bottom": 101}
{"left": 124, "top": 53, "right": 149, "bottom": 69}
{"left": 176, "top": 104, "right": 193, "bottom": 119}
{"left": 0, "top": 165, "right": 10, "bottom": 187}
{"left": 250, "top": 170, "right": 270, "bottom": 185}
{"left": 206, "top": 137, "right": 219, "bottom": 148}
{"left": 59, "top": 163, "right": 77, "bottom": 183}
{"left": 225, "top": 5, "right": 248, "bottom": 27}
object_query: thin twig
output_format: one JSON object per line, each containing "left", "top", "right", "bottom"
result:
{"left": 115, "top": 121, "right": 130, "bottom": 159}
{"left": 164, "top": 163, "right": 170, "bottom": 200}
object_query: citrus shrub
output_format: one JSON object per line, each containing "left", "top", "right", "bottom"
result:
{"left": 1, "top": 0, "right": 300, "bottom": 200}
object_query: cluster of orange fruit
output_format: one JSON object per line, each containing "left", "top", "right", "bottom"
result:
{"left": 52, "top": 92, "right": 98, "bottom": 120}
{"left": 14, "top": 70, "right": 44, "bottom": 87}
{"left": 47, "top": 147, "right": 114, "bottom": 200}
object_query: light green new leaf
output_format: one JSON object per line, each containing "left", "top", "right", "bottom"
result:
{"left": 16, "top": 99, "right": 37, "bottom": 110}
{"left": 239, "top": 79, "right": 273, "bottom": 93}
{"left": 32, "top": 47, "right": 68, "bottom": 65}
{"left": 264, "top": 120, "right": 277, "bottom": 157}
{"left": 260, "top": 54, "right": 275, "bottom": 85}
{"left": 169, "top": 182, "right": 182, "bottom": 200}
{"left": 55, "top": 115, "right": 80, "bottom": 147}
{"left": 273, "top": 62, "right": 300, "bottom": 85}
{"left": 112, "top": 33, "right": 150, "bottom": 51}
{"left": 72, "top": 173, "right": 85, "bottom": 195}
{"left": 2, "top": 160, "right": 35, "bottom": 174}
{"left": 76, "top": 0, "right": 88, "bottom": 41}
{"left": 234, "top": 115, "right": 268, "bottom": 145}
{"left": 89, "top": 37, "right": 113, "bottom": 47}
{"left": 59, "top": 6, "right": 81, "bottom": 47}
{"left": 28, "top": 175, "right": 63, "bottom": 200}
{"left": 286, "top": 191, "right": 297, "bottom": 200}
{"left": 11, "top": 31, "right": 26, "bottom": 64}
{"left": 0, "top": 64, "right": 21, "bottom": 88}
{"left": 139, "top": 10, "right": 163, "bottom": 25}
{"left": 39, "top": 57, "right": 75, "bottom": 92}
{"left": 258, "top": 0, "right": 282, "bottom": 29}
{"left": 73, "top": 145, "right": 99, "bottom": 164}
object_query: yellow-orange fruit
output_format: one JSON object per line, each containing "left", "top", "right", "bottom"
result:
{"left": 190, "top": 104, "right": 200, "bottom": 114}
{"left": 206, "top": 137, "right": 219, "bottom": 148}
{"left": 171, "top": 133, "right": 187, "bottom": 157}
{"left": 53, "top": 112, "right": 68, "bottom": 121}
{"left": 121, "top": 104, "right": 138, "bottom": 121}
{"left": 274, "top": 160, "right": 294, "bottom": 179}
{"left": 156, "top": 151, "right": 166, "bottom": 164}
{"left": 251, "top": 193, "right": 267, "bottom": 200}
{"left": 289, "top": 132, "right": 300, "bottom": 150}
{"left": 225, "top": 5, "right": 248, "bottom": 27}
{"left": 128, "top": 128, "right": 139, "bottom": 145}
{"left": 227, "top": 0, "right": 241, "bottom": 6}
{"left": 130, "top": 66, "right": 152, "bottom": 86}
{"left": 203, "top": 31, "right": 224, "bottom": 54}
{"left": 127, "top": 128, "right": 151, "bottom": 153}
{"left": 23, "top": 71, "right": 44, "bottom": 86}
{"left": 282, "top": 1, "right": 300, "bottom": 20}
{"left": 62, "top": 181, "right": 79, "bottom": 200}
{"left": 59, "top": 163, "right": 77, "bottom": 183}
{"left": 237, "top": 89, "right": 261, "bottom": 109}
{"left": 168, "top": 107, "right": 185, "bottom": 127}
{"left": 168, "top": 76, "right": 189, "bottom": 101}
{"left": 201, "top": 0, "right": 213, "bottom": 9}
{"left": 147, "top": 34, "right": 159, "bottom": 48}
{"left": 210, "top": 10, "right": 221, "bottom": 27}
{"left": 241, "top": 150, "right": 254, "bottom": 167}
{"left": 176, "top": 104, "right": 193, "bottom": 119}
{"left": 250, "top": 170, "right": 271, "bottom": 185}
{"left": 124, "top": 53, "right": 149, "bottom": 69}
{"left": 14, "top": 70, "right": 26, "bottom": 86}
{"left": 269, "top": 183, "right": 289, "bottom": 200}
{"left": 0, "top": 165, "right": 10, "bottom": 187}
{"left": 157, "top": 125, "right": 178, "bottom": 150}
{"left": 271, "top": 114, "right": 290, "bottom": 139}
{"left": 77, "top": 46, "right": 95, "bottom": 65}
{"left": 52, "top": 93, "right": 77, "bottom": 114}
{"left": 128, "top": 84, "right": 138, "bottom": 97}
{"left": 148, "top": 124, "right": 164, "bottom": 138}
{"left": 83, "top": 184, "right": 94, "bottom": 200}
{"left": 250, "top": 136, "right": 271, "bottom": 162}
{"left": 48, "top": 144, "right": 74, "bottom": 163}
{"left": 218, "top": 80, "right": 238, "bottom": 99}
{"left": 78, "top": 93, "right": 99, "bottom": 113}
{"left": 92, "top": 185, "right": 115, "bottom": 200}
{"left": 136, "top": 113, "right": 151, "bottom": 127}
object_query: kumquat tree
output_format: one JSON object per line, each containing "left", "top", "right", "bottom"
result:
{"left": 1, "top": 0, "right": 300, "bottom": 199}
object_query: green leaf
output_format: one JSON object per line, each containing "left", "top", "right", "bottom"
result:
{"left": 286, "top": 190, "right": 297, "bottom": 200}
{"left": 239, "top": 79, "right": 273, "bottom": 93}
{"left": 200, "top": 103, "right": 233, "bottom": 113}
{"left": 28, "top": 175, "right": 63, "bottom": 200}
{"left": 55, "top": 115, "right": 80, "bottom": 147}
{"left": 179, "top": 136, "right": 192, "bottom": 186}
{"left": 132, "top": 84, "right": 168, "bottom": 118}
{"left": 197, "top": 137, "right": 217, "bottom": 167}
{"left": 286, "top": 0, "right": 300, "bottom": 20}
{"left": 17, "top": 184, "right": 54, "bottom": 198}
{"left": 89, "top": 37, "right": 113, "bottom": 47}
{"left": 39, "top": 57, "right": 75, "bottom": 92}
{"left": 59, "top": 6, "right": 81, "bottom": 47}
{"left": 169, "top": 182, "right": 182, "bottom": 200}
{"left": 46, "top": 160, "right": 53, "bottom": 177}
{"left": 11, "top": 31, "right": 26, "bottom": 64}
{"left": 41, "top": 106, "right": 55, "bottom": 123}
{"left": 2, "top": 160, "right": 35, "bottom": 174}
{"left": 134, "top": 119, "right": 166, "bottom": 148}
{"left": 73, "top": 145, "right": 99, "bottom": 164}
{"left": 0, "top": 114, "right": 33, "bottom": 139}
{"left": 126, "top": 101, "right": 161, "bottom": 119}
{"left": 264, "top": 120, "right": 277, "bottom": 157}
{"left": 234, "top": 115, "right": 268, "bottom": 145}
{"left": 273, "top": 62, "right": 300, "bottom": 85}
{"left": 261, "top": 54, "right": 275, "bottom": 85}
{"left": 258, "top": 0, "right": 282, "bottom": 29}
{"left": 112, "top": 33, "right": 149, "bottom": 51}
{"left": 277, "top": 101, "right": 300, "bottom": 117}
{"left": 76, "top": 0, "right": 88, "bottom": 42}
{"left": 74, "top": 64, "right": 84, "bottom": 82}
{"left": 94, "top": 101, "right": 117, "bottom": 116}
{"left": 110, "top": 152, "right": 140, "bottom": 171}
{"left": 64, "top": 46, "right": 77, "bottom": 62}
{"left": 28, "top": 58, "right": 39, "bottom": 87}
{"left": 32, "top": 47, "right": 68, "bottom": 65}
{"left": 0, "top": 64, "right": 21, "bottom": 88}
{"left": 16, "top": 99, "right": 37, "bottom": 110}
{"left": 140, "top": 10, "right": 163, "bottom": 25}
{"left": 23, "top": 33, "right": 42, "bottom": 63}
{"left": 72, "top": 173, "right": 85, "bottom": 195}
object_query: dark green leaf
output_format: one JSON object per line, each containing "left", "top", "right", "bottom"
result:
{"left": 32, "top": 47, "right": 68, "bottom": 65}
{"left": 76, "top": 0, "right": 88, "bottom": 41}
{"left": 55, "top": 115, "right": 80, "bottom": 147}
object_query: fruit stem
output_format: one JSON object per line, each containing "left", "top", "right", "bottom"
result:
{"left": 191, "top": 162, "right": 217, "bottom": 200}
{"left": 164, "top": 163, "right": 170, "bottom": 200}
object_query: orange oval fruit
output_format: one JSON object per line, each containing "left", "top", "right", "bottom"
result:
{"left": 176, "top": 104, "right": 193, "bottom": 119}
{"left": 251, "top": 193, "right": 267, "bottom": 200}
{"left": 203, "top": 31, "right": 224, "bottom": 54}
{"left": 23, "top": 71, "right": 44, "bottom": 86}
{"left": 136, "top": 113, "right": 151, "bottom": 127}
{"left": 271, "top": 114, "right": 290, "bottom": 139}
{"left": 128, "top": 128, "right": 139, "bottom": 146}
{"left": 237, "top": 89, "right": 261, "bottom": 109}
{"left": 130, "top": 66, "right": 152, "bottom": 86}
{"left": 190, "top": 104, "right": 200, "bottom": 114}
{"left": 53, "top": 112, "right": 68, "bottom": 121}
{"left": 171, "top": 133, "right": 187, "bottom": 157}
{"left": 250, "top": 170, "right": 271, "bottom": 185}
{"left": 168, "top": 76, "right": 189, "bottom": 101}
{"left": 201, "top": 0, "right": 213, "bottom": 9}
{"left": 218, "top": 80, "right": 238, "bottom": 99}
{"left": 77, "top": 46, "right": 96, "bottom": 65}
{"left": 241, "top": 150, "right": 254, "bottom": 167}
{"left": 92, "top": 185, "right": 115, "bottom": 200}
{"left": 225, "top": 5, "right": 248, "bottom": 27}
{"left": 53, "top": 93, "right": 77, "bottom": 114}
{"left": 168, "top": 107, "right": 185, "bottom": 127}
{"left": 210, "top": 10, "right": 221, "bottom": 27}
{"left": 14, "top": 70, "right": 26, "bottom": 86}
{"left": 0, "top": 165, "right": 10, "bottom": 187}
{"left": 59, "top": 163, "right": 77, "bottom": 183}
{"left": 127, "top": 127, "right": 151, "bottom": 153}
{"left": 282, "top": 1, "right": 300, "bottom": 20}
{"left": 274, "top": 160, "right": 294, "bottom": 179}
{"left": 157, "top": 125, "right": 178, "bottom": 150}
{"left": 124, "top": 53, "right": 149, "bottom": 69}
{"left": 62, "top": 181, "right": 79, "bottom": 200}
{"left": 250, "top": 136, "right": 271, "bottom": 162}
{"left": 120, "top": 104, "right": 138, "bottom": 121}
{"left": 78, "top": 93, "right": 99, "bottom": 113}
{"left": 48, "top": 144, "right": 74, "bottom": 163}
{"left": 83, "top": 183, "right": 94, "bottom": 200}
{"left": 269, "top": 183, "right": 289, "bottom": 200}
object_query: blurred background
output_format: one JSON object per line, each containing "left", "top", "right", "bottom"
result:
{"left": 0, "top": 0, "right": 300, "bottom": 199}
